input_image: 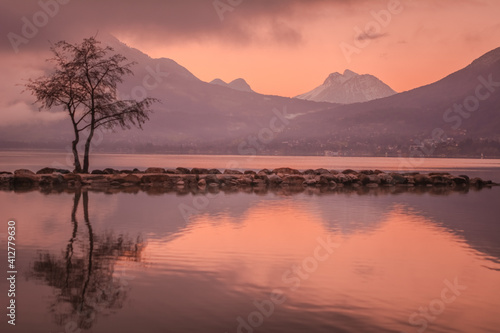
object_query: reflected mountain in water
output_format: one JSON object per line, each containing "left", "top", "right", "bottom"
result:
{"left": 29, "top": 190, "right": 144, "bottom": 330}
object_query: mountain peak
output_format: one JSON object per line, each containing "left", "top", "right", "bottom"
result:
{"left": 298, "top": 71, "right": 396, "bottom": 104}
{"left": 209, "top": 78, "right": 254, "bottom": 93}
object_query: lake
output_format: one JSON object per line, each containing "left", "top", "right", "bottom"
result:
{"left": 0, "top": 152, "right": 499, "bottom": 333}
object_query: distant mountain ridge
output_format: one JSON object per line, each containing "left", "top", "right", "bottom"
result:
{"left": 209, "top": 78, "right": 254, "bottom": 93}
{"left": 296, "top": 69, "right": 397, "bottom": 104}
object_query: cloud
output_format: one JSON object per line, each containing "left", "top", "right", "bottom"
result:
{"left": 0, "top": 0, "right": 363, "bottom": 54}
{"left": 0, "top": 102, "right": 66, "bottom": 127}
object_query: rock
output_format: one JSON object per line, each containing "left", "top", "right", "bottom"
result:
{"left": 471, "top": 177, "right": 485, "bottom": 187}
{"left": 329, "top": 170, "right": 339, "bottom": 175}
{"left": 305, "top": 179, "right": 318, "bottom": 186}
{"left": 377, "top": 173, "right": 393, "bottom": 185}
{"left": 145, "top": 167, "right": 165, "bottom": 174}
{"left": 258, "top": 169, "right": 272, "bottom": 175}
{"left": 414, "top": 174, "right": 431, "bottom": 186}
{"left": 224, "top": 169, "right": 243, "bottom": 175}
{"left": 191, "top": 168, "right": 208, "bottom": 174}
{"left": 36, "top": 167, "right": 70, "bottom": 174}
{"left": 359, "top": 170, "right": 375, "bottom": 175}
{"left": 429, "top": 172, "right": 450, "bottom": 176}
{"left": 390, "top": 173, "right": 407, "bottom": 185}
{"left": 319, "top": 174, "right": 337, "bottom": 185}
{"left": 430, "top": 175, "right": 448, "bottom": 186}
{"left": 266, "top": 174, "right": 283, "bottom": 186}
{"left": 208, "top": 169, "right": 222, "bottom": 174}
{"left": 166, "top": 169, "right": 180, "bottom": 174}
{"left": 238, "top": 177, "right": 253, "bottom": 186}
{"left": 303, "top": 169, "right": 316, "bottom": 175}
{"left": 458, "top": 175, "right": 470, "bottom": 184}
{"left": 119, "top": 170, "right": 134, "bottom": 174}
{"left": 176, "top": 181, "right": 185, "bottom": 186}
{"left": 132, "top": 168, "right": 143, "bottom": 174}
{"left": 14, "top": 169, "right": 35, "bottom": 176}
{"left": 272, "top": 167, "right": 301, "bottom": 175}
{"left": 176, "top": 167, "right": 191, "bottom": 174}
{"left": 359, "top": 174, "right": 381, "bottom": 185}
{"left": 103, "top": 168, "right": 118, "bottom": 175}
{"left": 0, "top": 171, "right": 13, "bottom": 175}
{"left": 204, "top": 174, "right": 220, "bottom": 185}
{"left": 198, "top": 179, "right": 207, "bottom": 187}
{"left": 342, "top": 169, "right": 358, "bottom": 175}
{"left": 282, "top": 175, "right": 306, "bottom": 185}
{"left": 314, "top": 168, "right": 330, "bottom": 175}
{"left": 141, "top": 174, "right": 171, "bottom": 184}
{"left": 91, "top": 169, "right": 105, "bottom": 175}
{"left": 244, "top": 170, "right": 257, "bottom": 176}
{"left": 452, "top": 177, "right": 468, "bottom": 186}
{"left": 123, "top": 174, "right": 141, "bottom": 184}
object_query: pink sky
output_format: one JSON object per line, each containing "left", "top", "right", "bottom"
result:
{"left": 1, "top": 0, "right": 500, "bottom": 97}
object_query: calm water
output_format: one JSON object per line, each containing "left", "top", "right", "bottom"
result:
{"left": 1, "top": 153, "right": 500, "bottom": 333}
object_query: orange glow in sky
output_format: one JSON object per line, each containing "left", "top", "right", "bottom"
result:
{"left": 115, "top": 0, "right": 500, "bottom": 97}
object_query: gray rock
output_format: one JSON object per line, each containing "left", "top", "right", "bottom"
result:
{"left": 145, "top": 167, "right": 165, "bottom": 174}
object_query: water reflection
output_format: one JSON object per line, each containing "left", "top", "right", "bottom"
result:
{"left": 29, "top": 190, "right": 144, "bottom": 330}
{"left": 0, "top": 185, "right": 497, "bottom": 333}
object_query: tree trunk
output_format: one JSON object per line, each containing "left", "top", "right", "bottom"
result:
{"left": 72, "top": 138, "right": 82, "bottom": 173}
{"left": 82, "top": 126, "right": 94, "bottom": 174}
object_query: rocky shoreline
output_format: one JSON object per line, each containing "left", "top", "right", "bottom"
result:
{"left": 0, "top": 167, "right": 498, "bottom": 195}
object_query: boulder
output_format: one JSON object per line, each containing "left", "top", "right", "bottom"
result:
{"left": 414, "top": 174, "right": 431, "bottom": 186}
{"left": 303, "top": 169, "right": 316, "bottom": 175}
{"left": 36, "top": 167, "right": 70, "bottom": 174}
{"left": 103, "top": 168, "right": 118, "bottom": 175}
{"left": 191, "top": 168, "right": 209, "bottom": 174}
{"left": 198, "top": 179, "right": 207, "bottom": 187}
{"left": 319, "top": 174, "right": 337, "bottom": 185}
{"left": 91, "top": 169, "right": 105, "bottom": 175}
{"left": 141, "top": 174, "right": 171, "bottom": 184}
{"left": 244, "top": 170, "right": 257, "bottom": 176}
{"left": 122, "top": 174, "right": 141, "bottom": 184}
{"left": 272, "top": 167, "right": 301, "bottom": 175}
{"left": 224, "top": 169, "right": 243, "bottom": 175}
{"left": 176, "top": 167, "right": 191, "bottom": 174}
{"left": 266, "top": 174, "right": 283, "bottom": 186}
{"left": 14, "top": 169, "right": 35, "bottom": 176}
{"left": 145, "top": 167, "right": 165, "bottom": 174}
{"left": 258, "top": 169, "right": 272, "bottom": 175}
{"left": 342, "top": 169, "right": 358, "bottom": 175}
{"left": 208, "top": 169, "right": 222, "bottom": 174}
{"left": 314, "top": 168, "right": 330, "bottom": 175}
{"left": 390, "top": 173, "right": 407, "bottom": 185}
{"left": 282, "top": 175, "right": 306, "bottom": 185}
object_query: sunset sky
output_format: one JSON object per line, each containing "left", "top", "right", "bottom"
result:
{"left": 1, "top": 0, "right": 500, "bottom": 97}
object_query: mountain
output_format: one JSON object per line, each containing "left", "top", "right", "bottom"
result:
{"left": 209, "top": 78, "right": 254, "bottom": 93}
{"left": 283, "top": 47, "right": 500, "bottom": 155}
{"left": 0, "top": 34, "right": 334, "bottom": 153}
{"left": 296, "top": 69, "right": 397, "bottom": 104}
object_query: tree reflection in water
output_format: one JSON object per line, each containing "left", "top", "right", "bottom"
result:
{"left": 29, "top": 190, "right": 144, "bottom": 330}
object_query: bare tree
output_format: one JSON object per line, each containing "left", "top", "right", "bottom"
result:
{"left": 26, "top": 37, "right": 157, "bottom": 173}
